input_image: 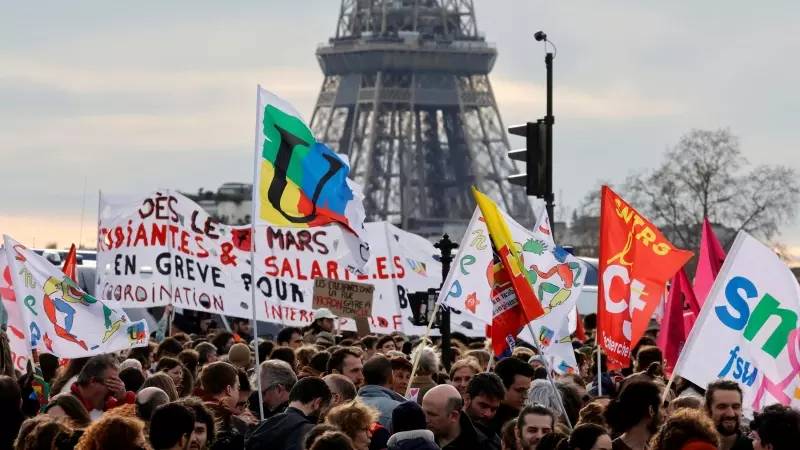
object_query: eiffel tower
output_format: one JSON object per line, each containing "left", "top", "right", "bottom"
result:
{"left": 309, "top": 0, "right": 534, "bottom": 235}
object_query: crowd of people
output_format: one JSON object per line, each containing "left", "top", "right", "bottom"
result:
{"left": 1, "top": 309, "right": 800, "bottom": 450}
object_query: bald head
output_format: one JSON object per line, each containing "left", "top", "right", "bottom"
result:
{"left": 423, "top": 384, "right": 463, "bottom": 412}
{"left": 136, "top": 387, "right": 169, "bottom": 421}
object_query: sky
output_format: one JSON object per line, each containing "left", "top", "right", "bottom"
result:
{"left": 2, "top": 1, "right": 800, "bottom": 253}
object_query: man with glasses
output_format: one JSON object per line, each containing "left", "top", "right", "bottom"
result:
{"left": 249, "top": 360, "right": 297, "bottom": 420}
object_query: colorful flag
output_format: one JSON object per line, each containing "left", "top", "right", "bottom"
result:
{"left": 597, "top": 186, "right": 693, "bottom": 370}
{"left": 486, "top": 247, "right": 528, "bottom": 357}
{"left": 472, "top": 187, "right": 546, "bottom": 324}
{"left": 674, "top": 231, "right": 800, "bottom": 416}
{"left": 3, "top": 236, "right": 149, "bottom": 358}
{"left": 694, "top": 218, "right": 726, "bottom": 308}
{"left": 254, "top": 87, "right": 369, "bottom": 271}
{"left": 657, "top": 269, "right": 696, "bottom": 375}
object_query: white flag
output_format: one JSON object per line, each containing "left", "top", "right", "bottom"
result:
{"left": 4, "top": 236, "right": 148, "bottom": 358}
{"left": 674, "top": 231, "right": 800, "bottom": 417}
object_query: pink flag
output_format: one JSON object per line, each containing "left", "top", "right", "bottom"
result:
{"left": 694, "top": 218, "right": 726, "bottom": 307}
{"left": 658, "top": 269, "right": 698, "bottom": 375}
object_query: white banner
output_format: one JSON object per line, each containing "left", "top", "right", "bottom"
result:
{"left": 97, "top": 191, "right": 484, "bottom": 335}
{"left": 674, "top": 231, "right": 800, "bottom": 416}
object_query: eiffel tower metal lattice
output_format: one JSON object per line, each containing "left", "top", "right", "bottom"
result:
{"left": 310, "top": 0, "right": 534, "bottom": 235}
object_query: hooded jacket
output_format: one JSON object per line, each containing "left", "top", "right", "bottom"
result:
{"left": 387, "top": 430, "right": 440, "bottom": 450}
{"left": 245, "top": 406, "right": 317, "bottom": 450}
{"left": 359, "top": 385, "right": 406, "bottom": 431}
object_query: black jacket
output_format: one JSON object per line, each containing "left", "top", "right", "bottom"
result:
{"left": 388, "top": 430, "right": 440, "bottom": 450}
{"left": 245, "top": 406, "right": 316, "bottom": 450}
{"left": 441, "top": 412, "right": 496, "bottom": 450}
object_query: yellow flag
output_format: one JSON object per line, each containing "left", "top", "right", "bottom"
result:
{"left": 472, "top": 187, "right": 545, "bottom": 322}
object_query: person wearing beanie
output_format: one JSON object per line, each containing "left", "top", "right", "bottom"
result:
{"left": 387, "top": 401, "right": 439, "bottom": 450}
{"left": 228, "top": 343, "right": 252, "bottom": 370}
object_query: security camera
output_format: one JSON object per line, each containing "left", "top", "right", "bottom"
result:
{"left": 534, "top": 31, "right": 547, "bottom": 42}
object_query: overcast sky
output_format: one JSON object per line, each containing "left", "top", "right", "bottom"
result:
{"left": 2, "top": 1, "right": 799, "bottom": 252}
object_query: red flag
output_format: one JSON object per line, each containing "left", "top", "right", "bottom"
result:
{"left": 61, "top": 244, "right": 78, "bottom": 284}
{"left": 693, "top": 218, "right": 726, "bottom": 308}
{"left": 657, "top": 269, "right": 697, "bottom": 375}
{"left": 598, "top": 186, "right": 693, "bottom": 370}
{"left": 487, "top": 256, "right": 527, "bottom": 357}
{"left": 575, "top": 308, "right": 587, "bottom": 342}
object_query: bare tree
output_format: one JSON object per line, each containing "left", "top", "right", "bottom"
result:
{"left": 625, "top": 128, "right": 800, "bottom": 251}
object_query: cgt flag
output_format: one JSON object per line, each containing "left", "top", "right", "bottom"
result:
{"left": 254, "top": 86, "right": 369, "bottom": 272}
{"left": 597, "top": 186, "right": 692, "bottom": 370}
{"left": 472, "top": 187, "right": 545, "bottom": 324}
{"left": 3, "top": 236, "right": 148, "bottom": 359}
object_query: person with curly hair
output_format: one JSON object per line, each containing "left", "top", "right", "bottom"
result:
{"left": 311, "top": 431, "right": 357, "bottom": 450}
{"left": 14, "top": 415, "right": 76, "bottom": 450}
{"left": 750, "top": 404, "right": 800, "bottom": 450}
{"left": 576, "top": 402, "right": 606, "bottom": 428}
{"left": 325, "top": 400, "right": 380, "bottom": 450}
{"left": 649, "top": 408, "right": 719, "bottom": 450}
{"left": 73, "top": 415, "right": 147, "bottom": 450}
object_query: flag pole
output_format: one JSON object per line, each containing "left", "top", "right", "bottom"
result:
{"left": 405, "top": 302, "right": 439, "bottom": 398}
{"left": 596, "top": 345, "right": 602, "bottom": 397}
{"left": 250, "top": 85, "right": 265, "bottom": 421}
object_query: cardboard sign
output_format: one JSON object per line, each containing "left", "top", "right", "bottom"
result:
{"left": 313, "top": 277, "right": 374, "bottom": 318}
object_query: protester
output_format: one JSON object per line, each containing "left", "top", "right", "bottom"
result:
{"left": 605, "top": 379, "right": 662, "bottom": 450}
{"left": 231, "top": 318, "right": 252, "bottom": 344}
{"left": 449, "top": 358, "right": 481, "bottom": 400}
{"left": 649, "top": 408, "right": 718, "bottom": 450}
{"left": 463, "top": 372, "right": 506, "bottom": 444}
{"left": 390, "top": 357, "right": 413, "bottom": 396}
{"left": 0, "top": 375, "right": 25, "bottom": 450}
{"left": 516, "top": 405, "right": 557, "bottom": 450}
{"left": 177, "top": 398, "right": 216, "bottom": 450}
{"left": 501, "top": 419, "right": 518, "bottom": 450}
{"left": 377, "top": 336, "right": 397, "bottom": 355}
{"left": 277, "top": 327, "right": 305, "bottom": 350}
{"left": 749, "top": 404, "right": 800, "bottom": 450}
{"left": 228, "top": 343, "right": 252, "bottom": 371}
{"left": 199, "top": 362, "right": 248, "bottom": 437}
{"left": 136, "top": 387, "right": 170, "bottom": 424}
{"left": 303, "top": 309, "right": 337, "bottom": 343}
{"left": 51, "top": 357, "right": 90, "bottom": 396}
{"left": 155, "top": 357, "right": 185, "bottom": 393}
{"left": 536, "top": 432, "right": 568, "bottom": 450}
{"left": 386, "top": 401, "right": 439, "bottom": 450}
{"left": 704, "top": 380, "right": 752, "bottom": 450}
{"left": 196, "top": 343, "right": 219, "bottom": 367}
{"left": 325, "top": 374, "right": 359, "bottom": 408}
{"left": 74, "top": 415, "right": 147, "bottom": 450}
{"left": 359, "top": 355, "right": 407, "bottom": 431}
{"left": 328, "top": 349, "right": 365, "bottom": 388}
{"left": 310, "top": 431, "right": 358, "bottom": 450}
{"left": 489, "top": 356, "right": 535, "bottom": 436}
{"left": 246, "top": 377, "right": 333, "bottom": 450}
{"left": 300, "top": 352, "right": 331, "bottom": 379}
{"left": 305, "top": 425, "right": 342, "bottom": 450}
{"left": 250, "top": 360, "right": 297, "bottom": 420}
{"left": 554, "top": 423, "right": 611, "bottom": 450}
{"left": 140, "top": 373, "right": 180, "bottom": 401}
{"left": 43, "top": 394, "right": 93, "bottom": 429}
{"left": 149, "top": 402, "right": 196, "bottom": 450}
{"left": 14, "top": 415, "right": 76, "bottom": 450}
{"left": 325, "top": 400, "right": 380, "bottom": 450}
{"left": 408, "top": 347, "right": 439, "bottom": 405}
{"left": 68, "top": 355, "right": 135, "bottom": 421}
{"left": 422, "top": 384, "right": 494, "bottom": 450}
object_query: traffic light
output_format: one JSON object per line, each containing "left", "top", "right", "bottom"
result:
{"left": 507, "top": 120, "right": 551, "bottom": 197}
